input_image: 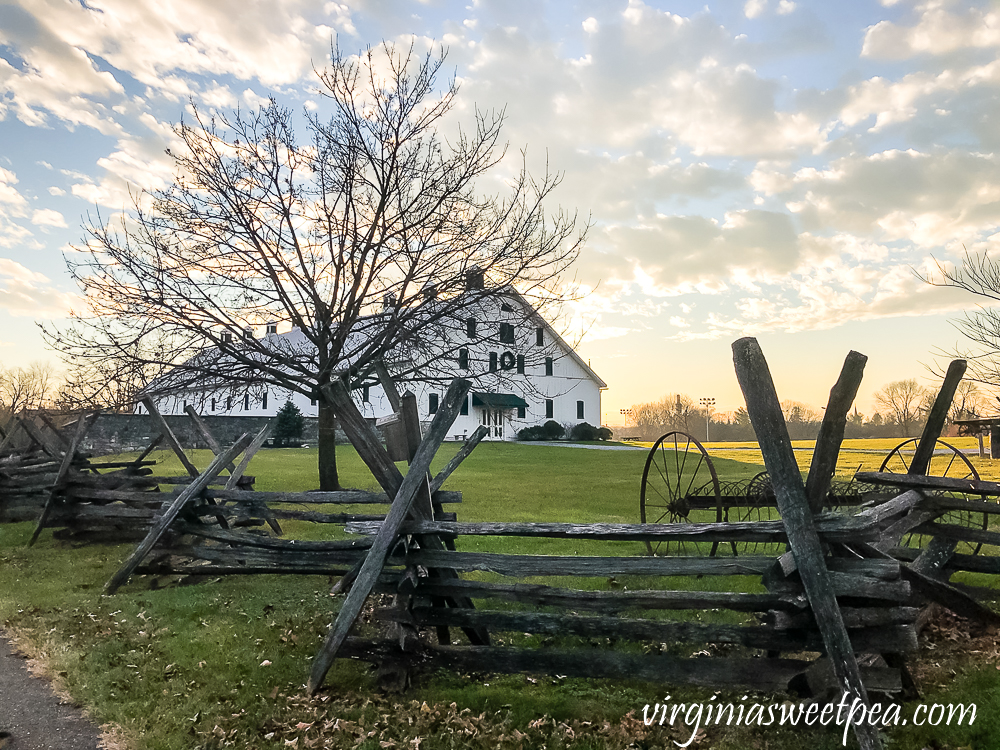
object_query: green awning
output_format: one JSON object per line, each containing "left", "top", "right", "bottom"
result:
{"left": 472, "top": 393, "right": 528, "bottom": 409}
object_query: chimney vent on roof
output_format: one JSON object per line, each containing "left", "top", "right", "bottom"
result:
{"left": 466, "top": 267, "right": 484, "bottom": 291}
{"left": 266, "top": 322, "right": 278, "bottom": 335}
{"left": 220, "top": 332, "right": 233, "bottom": 348}
{"left": 243, "top": 327, "right": 254, "bottom": 341}
{"left": 383, "top": 293, "right": 396, "bottom": 311}
{"left": 422, "top": 284, "right": 438, "bottom": 301}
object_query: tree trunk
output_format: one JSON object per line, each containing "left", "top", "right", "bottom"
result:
{"left": 318, "top": 399, "right": 340, "bottom": 490}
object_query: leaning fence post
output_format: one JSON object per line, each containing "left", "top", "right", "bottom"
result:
{"left": 805, "top": 351, "right": 867, "bottom": 513}
{"left": 733, "top": 337, "right": 882, "bottom": 750}
{"left": 911, "top": 360, "right": 966, "bottom": 475}
{"left": 105, "top": 432, "right": 254, "bottom": 594}
{"left": 910, "top": 360, "right": 967, "bottom": 580}
{"left": 308, "top": 378, "right": 473, "bottom": 694}
{"left": 29, "top": 412, "right": 98, "bottom": 546}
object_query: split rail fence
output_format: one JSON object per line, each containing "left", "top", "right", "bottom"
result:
{"left": 3, "top": 342, "right": 1000, "bottom": 750}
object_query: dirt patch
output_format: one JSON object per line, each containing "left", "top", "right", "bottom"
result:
{"left": 910, "top": 606, "right": 1000, "bottom": 690}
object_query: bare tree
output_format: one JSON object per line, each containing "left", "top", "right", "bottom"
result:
{"left": 779, "top": 400, "right": 823, "bottom": 440}
{"left": 0, "top": 363, "right": 55, "bottom": 413}
{"left": 924, "top": 252, "right": 1000, "bottom": 388}
{"left": 0, "top": 362, "right": 57, "bottom": 430}
{"left": 629, "top": 394, "right": 697, "bottom": 440}
{"left": 43, "top": 42, "right": 584, "bottom": 489}
{"left": 53, "top": 335, "right": 173, "bottom": 412}
{"left": 943, "top": 380, "right": 987, "bottom": 424}
{"left": 874, "top": 379, "right": 928, "bottom": 437}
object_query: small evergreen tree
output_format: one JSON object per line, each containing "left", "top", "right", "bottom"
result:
{"left": 273, "top": 400, "right": 305, "bottom": 446}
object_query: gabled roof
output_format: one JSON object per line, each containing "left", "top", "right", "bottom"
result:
{"left": 501, "top": 286, "right": 607, "bottom": 390}
{"left": 140, "top": 286, "right": 606, "bottom": 395}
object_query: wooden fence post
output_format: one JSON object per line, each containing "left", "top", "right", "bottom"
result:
{"left": 105, "top": 432, "right": 253, "bottom": 594}
{"left": 29, "top": 412, "right": 98, "bottom": 546}
{"left": 733, "top": 337, "right": 882, "bottom": 750}
{"left": 909, "top": 360, "right": 967, "bottom": 581}
{"left": 911, "top": 360, "right": 966, "bottom": 476}
{"left": 141, "top": 397, "right": 199, "bottom": 478}
{"left": 806, "top": 351, "right": 867, "bottom": 513}
{"left": 185, "top": 405, "right": 236, "bottom": 472}
{"left": 308, "top": 378, "right": 472, "bottom": 694}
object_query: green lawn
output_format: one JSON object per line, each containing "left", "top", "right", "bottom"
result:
{"left": 1, "top": 442, "right": 997, "bottom": 749}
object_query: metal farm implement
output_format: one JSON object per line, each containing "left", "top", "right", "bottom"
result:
{"left": 639, "top": 428, "right": 992, "bottom": 559}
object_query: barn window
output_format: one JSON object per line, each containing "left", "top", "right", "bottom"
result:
{"left": 536, "top": 327, "right": 544, "bottom": 346}
{"left": 544, "top": 357, "right": 553, "bottom": 376}
{"left": 459, "top": 348, "right": 469, "bottom": 370}
{"left": 577, "top": 400, "right": 585, "bottom": 419}
{"left": 545, "top": 399, "right": 554, "bottom": 419}
{"left": 429, "top": 393, "right": 439, "bottom": 414}
{"left": 467, "top": 318, "right": 477, "bottom": 338}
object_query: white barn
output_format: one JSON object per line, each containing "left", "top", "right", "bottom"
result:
{"left": 140, "top": 288, "right": 606, "bottom": 441}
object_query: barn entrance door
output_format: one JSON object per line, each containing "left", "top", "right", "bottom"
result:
{"left": 480, "top": 408, "right": 505, "bottom": 439}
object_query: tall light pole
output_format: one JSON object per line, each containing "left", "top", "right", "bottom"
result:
{"left": 699, "top": 397, "right": 715, "bottom": 442}
{"left": 620, "top": 408, "right": 633, "bottom": 429}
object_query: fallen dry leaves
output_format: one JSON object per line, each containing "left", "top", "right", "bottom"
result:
{"left": 195, "top": 688, "right": 707, "bottom": 750}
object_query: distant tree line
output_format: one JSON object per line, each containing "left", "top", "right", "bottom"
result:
{"left": 625, "top": 379, "right": 992, "bottom": 442}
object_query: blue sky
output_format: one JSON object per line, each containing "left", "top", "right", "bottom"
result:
{"left": 2, "top": 0, "right": 999, "bottom": 425}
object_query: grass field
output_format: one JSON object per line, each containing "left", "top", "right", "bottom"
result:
{"left": 1, "top": 440, "right": 998, "bottom": 749}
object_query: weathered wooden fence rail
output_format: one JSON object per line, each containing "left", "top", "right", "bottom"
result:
{"left": 336, "top": 509, "right": 918, "bottom": 692}
{"left": 5, "top": 346, "right": 1000, "bottom": 750}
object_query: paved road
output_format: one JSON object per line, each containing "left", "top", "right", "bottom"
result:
{"left": 0, "top": 634, "right": 104, "bottom": 750}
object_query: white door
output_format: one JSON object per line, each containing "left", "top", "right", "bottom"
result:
{"left": 480, "top": 408, "right": 505, "bottom": 439}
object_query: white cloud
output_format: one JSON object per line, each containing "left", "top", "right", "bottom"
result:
{"left": 0, "top": 167, "right": 27, "bottom": 212}
{"left": 2, "top": 0, "right": 998, "bottom": 349}
{"left": 838, "top": 59, "right": 1000, "bottom": 134}
{"left": 31, "top": 208, "right": 67, "bottom": 228}
{"left": 0, "top": 258, "right": 49, "bottom": 284}
{"left": 461, "top": 2, "right": 831, "bottom": 176}
{"left": 242, "top": 88, "right": 272, "bottom": 109}
{"left": 744, "top": 0, "right": 767, "bottom": 19}
{"left": 775, "top": 149, "right": 1000, "bottom": 247}
{"left": 863, "top": 4, "right": 1000, "bottom": 59}
{"left": 0, "top": 0, "right": 356, "bottom": 136}
{"left": 0, "top": 217, "right": 35, "bottom": 249}
{"left": 0, "top": 259, "right": 76, "bottom": 317}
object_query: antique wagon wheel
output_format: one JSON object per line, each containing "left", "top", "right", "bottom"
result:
{"left": 879, "top": 438, "right": 987, "bottom": 555}
{"left": 640, "top": 431, "right": 723, "bottom": 556}
{"left": 723, "top": 471, "right": 785, "bottom": 556}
